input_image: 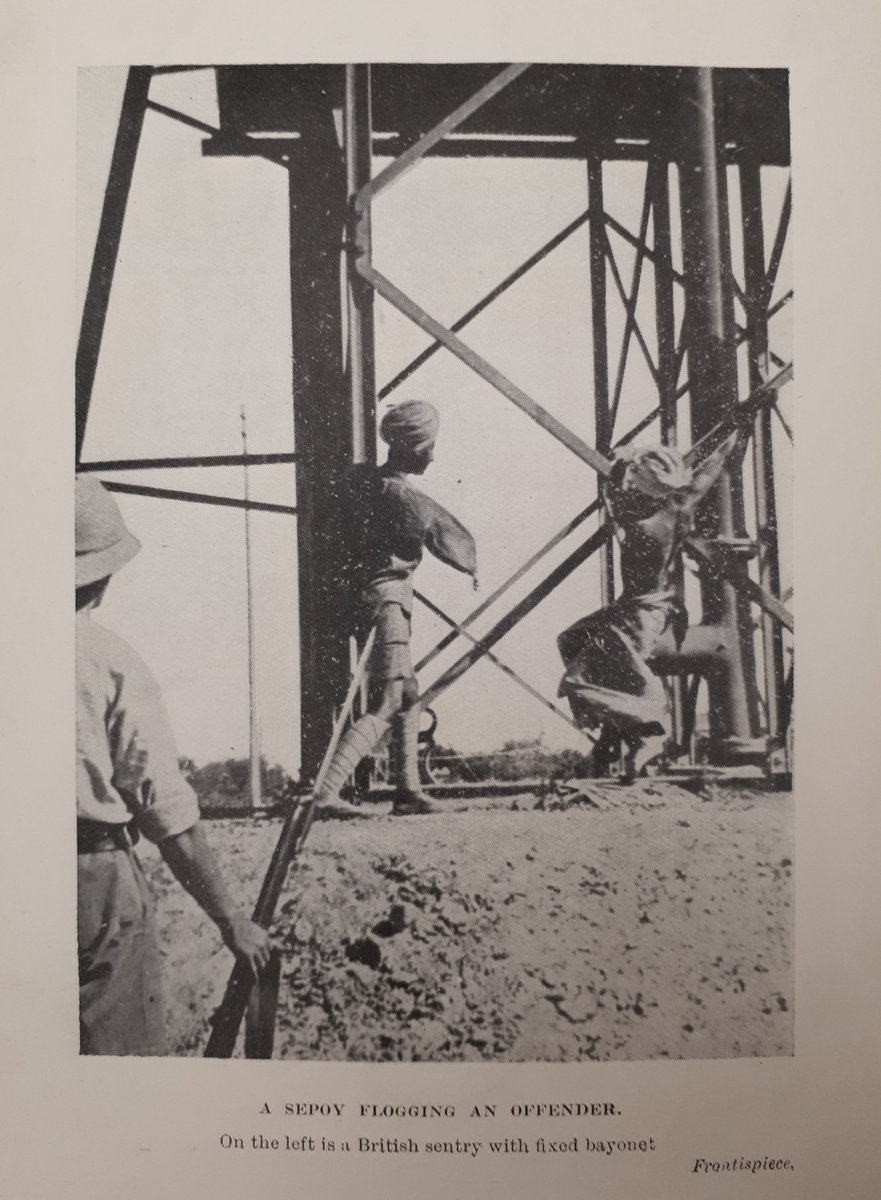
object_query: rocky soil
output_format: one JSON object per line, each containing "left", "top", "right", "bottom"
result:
{"left": 141, "top": 781, "right": 793, "bottom": 1061}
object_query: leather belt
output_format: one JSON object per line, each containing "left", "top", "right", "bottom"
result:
{"left": 77, "top": 820, "right": 137, "bottom": 854}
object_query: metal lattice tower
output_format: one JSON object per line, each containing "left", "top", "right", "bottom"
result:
{"left": 77, "top": 64, "right": 793, "bottom": 779}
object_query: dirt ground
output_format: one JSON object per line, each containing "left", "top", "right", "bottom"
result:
{"left": 141, "top": 781, "right": 793, "bottom": 1061}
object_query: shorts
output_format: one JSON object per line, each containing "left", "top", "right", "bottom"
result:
{"left": 367, "top": 601, "right": 413, "bottom": 684}
{"left": 78, "top": 846, "right": 165, "bottom": 1055}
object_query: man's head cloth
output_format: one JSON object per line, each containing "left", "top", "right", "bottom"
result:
{"left": 617, "top": 444, "right": 692, "bottom": 500}
{"left": 75, "top": 475, "right": 141, "bottom": 587}
{"left": 379, "top": 400, "right": 440, "bottom": 456}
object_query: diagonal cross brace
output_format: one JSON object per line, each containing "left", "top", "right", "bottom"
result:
{"left": 415, "top": 589, "right": 595, "bottom": 741}
{"left": 358, "top": 262, "right": 613, "bottom": 477}
{"left": 609, "top": 174, "right": 655, "bottom": 434}
{"left": 378, "top": 207, "right": 593, "bottom": 401}
{"left": 356, "top": 63, "right": 531, "bottom": 209}
{"left": 101, "top": 479, "right": 297, "bottom": 515}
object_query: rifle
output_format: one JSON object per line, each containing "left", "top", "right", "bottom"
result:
{"left": 204, "top": 627, "right": 377, "bottom": 1058}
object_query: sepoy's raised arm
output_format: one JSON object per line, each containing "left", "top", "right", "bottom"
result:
{"left": 418, "top": 492, "right": 477, "bottom": 580}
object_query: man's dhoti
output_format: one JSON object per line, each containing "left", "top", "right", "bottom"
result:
{"left": 558, "top": 590, "right": 675, "bottom": 733}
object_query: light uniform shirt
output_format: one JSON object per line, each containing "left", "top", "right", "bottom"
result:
{"left": 76, "top": 610, "right": 200, "bottom": 842}
{"left": 342, "top": 465, "right": 477, "bottom": 625}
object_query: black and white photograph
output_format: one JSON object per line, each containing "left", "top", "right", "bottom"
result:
{"left": 74, "top": 62, "right": 795, "bottom": 1062}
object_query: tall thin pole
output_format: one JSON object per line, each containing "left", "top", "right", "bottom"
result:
{"left": 241, "top": 407, "right": 262, "bottom": 809}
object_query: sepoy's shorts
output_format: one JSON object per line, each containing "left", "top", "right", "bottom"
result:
{"left": 78, "top": 846, "right": 165, "bottom": 1055}
{"left": 368, "top": 601, "right": 413, "bottom": 684}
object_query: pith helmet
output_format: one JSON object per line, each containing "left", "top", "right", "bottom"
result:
{"left": 75, "top": 476, "right": 141, "bottom": 586}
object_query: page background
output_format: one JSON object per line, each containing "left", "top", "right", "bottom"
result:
{"left": 2, "top": 2, "right": 879, "bottom": 1196}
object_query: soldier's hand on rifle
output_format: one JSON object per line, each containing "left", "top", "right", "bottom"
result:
{"left": 159, "top": 822, "right": 275, "bottom": 980}
{"left": 218, "top": 913, "right": 273, "bottom": 980}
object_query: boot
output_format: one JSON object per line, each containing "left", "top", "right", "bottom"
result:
{"left": 389, "top": 706, "right": 441, "bottom": 815}
{"left": 314, "top": 714, "right": 388, "bottom": 818}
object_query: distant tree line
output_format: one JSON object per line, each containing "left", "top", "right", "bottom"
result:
{"left": 426, "top": 736, "right": 593, "bottom": 784}
{"left": 180, "top": 736, "right": 593, "bottom": 808}
{"left": 178, "top": 756, "right": 295, "bottom": 810}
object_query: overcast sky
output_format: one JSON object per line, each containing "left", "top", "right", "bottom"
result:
{"left": 78, "top": 67, "right": 792, "bottom": 774}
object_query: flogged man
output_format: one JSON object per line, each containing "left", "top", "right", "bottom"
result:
{"left": 75, "top": 477, "right": 271, "bottom": 1054}
{"left": 315, "top": 399, "right": 477, "bottom": 817}
{"left": 557, "top": 430, "right": 743, "bottom": 777}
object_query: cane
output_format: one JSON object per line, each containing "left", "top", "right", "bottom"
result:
{"left": 204, "top": 627, "right": 377, "bottom": 1058}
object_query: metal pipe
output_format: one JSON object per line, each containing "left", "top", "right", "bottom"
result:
{"left": 344, "top": 65, "right": 377, "bottom": 464}
{"left": 677, "top": 67, "right": 758, "bottom": 746}
{"left": 76, "top": 67, "right": 153, "bottom": 463}
{"left": 740, "top": 160, "right": 786, "bottom": 738}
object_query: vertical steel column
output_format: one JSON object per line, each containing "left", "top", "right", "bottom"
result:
{"left": 739, "top": 161, "right": 785, "bottom": 741}
{"left": 288, "top": 73, "right": 351, "bottom": 781}
{"left": 677, "top": 67, "right": 758, "bottom": 749}
{"left": 587, "top": 155, "right": 614, "bottom": 604}
{"left": 344, "top": 65, "right": 377, "bottom": 466}
{"left": 76, "top": 66, "right": 153, "bottom": 463}
{"left": 650, "top": 158, "right": 678, "bottom": 445}
{"left": 650, "top": 155, "right": 685, "bottom": 746}
{"left": 344, "top": 65, "right": 376, "bottom": 797}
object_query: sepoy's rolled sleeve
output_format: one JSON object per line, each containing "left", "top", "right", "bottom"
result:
{"left": 107, "top": 652, "right": 201, "bottom": 843}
